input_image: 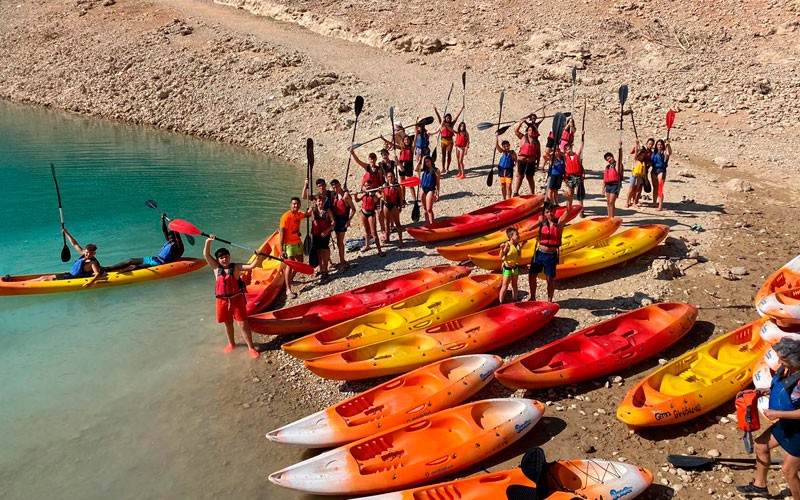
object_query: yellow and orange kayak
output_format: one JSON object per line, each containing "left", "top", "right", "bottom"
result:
{"left": 0, "top": 258, "right": 205, "bottom": 295}
{"left": 281, "top": 274, "right": 502, "bottom": 360}
{"left": 268, "top": 399, "right": 545, "bottom": 496}
{"left": 243, "top": 230, "right": 285, "bottom": 315}
{"left": 304, "top": 302, "right": 559, "bottom": 380}
{"left": 756, "top": 254, "right": 800, "bottom": 308}
{"left": 266, "top": 354, "right": 501, "bottom": 447}
{"left": 468, "top": 217, "right": 622, "bottom": 271}
{"left": 617, "top": 317, "right": 769, "bottom": 428}
{"left": 436, "top": 203, "right": 581, "bottom": 262}
{"left": 407, "top": 195, "right": 543, "bottom": 243}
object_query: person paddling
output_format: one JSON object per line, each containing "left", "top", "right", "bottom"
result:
{"left": 106, "top": 213, "right": 184, "bottom": 272}
{"left": 279, "top": 196, "right": 309, "bottom": 299}
{"left": 529, "top": 190, "right": 573, "bottom": 303}
{"left": 28, "top": 228, "right": 104, "bottom": 287}
{"left": 203, "top": 235, "right": 264, "bottom": 358}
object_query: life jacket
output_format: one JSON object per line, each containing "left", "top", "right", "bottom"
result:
{"left": 383, "top": 185, "right": 399, "bottom": 204}
{"left": 157, "top": 241, "right": 182, "bottom": 263}
{"left": 69, "top": 256, "right": 96, "bottom": 278}
{"left": 399, "top": 148, "right": 413, "bottom": 162}
{"left": 651, "top": 151, "right": 666, "bottom": 169}
{"left": 312, "top": 206, "right": 331, "bottom": 236}
{"left": 332, "top": 192, "right": 350, "bottom": 217}
{"left": 415, "top": 132, "right": 429, "bottom": 149}
{"left": 421, "top": 169, "right": 437, "bottom": 190}
{"left": 503, "top": 242, "right": 522, "bottom": 268}
{"left": 519, "top": 138, "right": 538, "bottom": 158}
{"left": 361, "top": 192, "right": 377, "bottom": 211}
{"left": 565, "top": 153, "right": 582, "bottom": 176}
{"left": 379, "top": 160, "right": 396, "bottom": 178}
{"left": 455, "top": 133, "right": 468, "bottom": 148}
{"left": 363, "top": 167, "right": 382, "bottom": 188}
{"left": 769, "top": 365, "right": 800, "bottom": 450}
{"left": 215, "top": 264, "right": 245, "bottom": 299}
{"left": 604, "top": 164, "right": 620, "bottom": 184}
{"left": 632, "top": 161, "right": 645, "bottom": 177}
{"left": 441, "top": 124, "right": 454, "bottom": 138}
{"left": 735, "top": 390, "right": 761, "bottom": 453}
{"left": 550, "top": 158, "right": 566, "bottom": 176}
{"left": 560, "top": 129, "right": 573, "bottom": 149}
{"left": 539, "top": 220, "right": 561, "bottom": 247}
{"left": 498, "top": 151, "right": 514, "bottom": 170}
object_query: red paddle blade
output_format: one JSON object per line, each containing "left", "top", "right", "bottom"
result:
{"left": 401, "top": 177, "right": 421, "bottom": 188}
{"left": 168, "top": 219, "right": 203, "bottom": 236}
{"left": 666, "top": 109, "right": 675, "bottom": 130}
{"left": 284, "top": 259, "right": 314, "bottom": 275}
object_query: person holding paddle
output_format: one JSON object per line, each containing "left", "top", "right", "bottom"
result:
{"left": 279, "top": 197, "right": 310, "bottom": 299}
{"left": 433, "top": 105, "right": 463, "bottom": 174}
{"left": 27, "top": 228, "right": 104, "bottom": 287}
{"left": 494, "top": 134, "right": 516, "bottom": 200}
{"left": 381, "top": 171, "right": 405, "bottom": 247}
{"left": 454, "top": 122, "right": 470, "bottom": 179}
{"left": 302, "top": 178, "right": 332, "bottom": 210}
{"left": 354, "top": 178, "right": 385, "bottom": 257}
{"left": 651, "top": 139, "right": 672, "bottom": 211}
{"left": 513, "top": 117, "right": 542, "bottom": 196}
{"left": 106, "top": 213, "right": 184, "bottom": 272}
{"left": 413, "top": 120, "right": 436, "bottom": 172}
{"left": 329, "top": 179, "right": 356, "bottom": 271}
{"left": 396, "top": 135, "right": 417, "bottom": 205}
{"left": 529, "top": 190, "right": 573, "bottom": 303}
{"left": 309, "top": 194, "right": 334, "bottom": 281}
{"left": 601, "top": 152, "right": 622, "bottom": 217}
{"left": 203, "top": 235, "right": 264, "bottom": 358}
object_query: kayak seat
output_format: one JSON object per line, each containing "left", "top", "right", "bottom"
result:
{"left": 716, "top": 342, "right": 757, "bottom": 366}
{"left": 689, "top": 353, "right": 736, "bottom": 384}
{"left": 546, "top": 350, "right": 586, "bottom": 370}
{"left": 660, "top": 373, "right": 705, "bottom": 396}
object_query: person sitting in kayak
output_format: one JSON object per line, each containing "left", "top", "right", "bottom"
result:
{"left": 105, "top": 213, "right": 184, "bottom": 272}
{"left": 529, "top": 190, "right": 573, "bottom": 303}
{"left": 203, "top": 235, "right": 265, "bottom": 359}
{"left": 498, "top": 227, "right": 522, "bottom": 303}
{"left": 27, "top": 228, "right": 104, "bottom": 287}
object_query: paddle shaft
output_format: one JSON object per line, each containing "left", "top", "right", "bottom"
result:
{"left": 487, "top": 91, "right": 504, "bottom": 187}
{"left": 352, "top": 116, "right": 434, "bottom": 151}
{"left": 144, "top": 200, "right": 195, "bottom": 245}
{"left": 50, "top": 163, "right": 70, "bottom": 262}
{"left": 343, "top": 96, "right": 364, "bottom": 191}
{"left": 304, "top": 138, "right": 313, "bottom": 256}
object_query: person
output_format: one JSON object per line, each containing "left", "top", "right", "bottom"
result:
{"left": 495, "top": 134, "right": 516, "bottom": 200}
{"left": 560, "top": 117, "right": 576, "bottom": 150}
{"left": 308, "top": 193, "right": 334, "bottom": 280}
{"left": 302, "top": 178, "right": 332, "bottom": 210}
{"left": 381, "top": 171, "right": 405, "bottom": 246}
{"left": 414, "top": 120, "right": 436, "bottom": 172}
{"left": 625, "top": 148, "right": 647, "bottom": 208}
{"left": 529, "top": 190, "right": 573, "bottom": 303}
{"left": 563, "top": 141, "right": 584, "bottom": 212}
{"left": 498, "top": 227, "right": 522, "bottom": 303}
{"left": 203, "top": 235, "right": 264, "bottom": 358}
{"left": 601, "top": 152, "right": 622, "bottom": 217}
{"left": 378, "top": 148, "right": 397, "bottom": 180}
{"left": 329, "top": 178, "right": 356, "bottom": 270}
{"left": 350, "top": 150, "right": 384, "bottom": 190}
{"left": 381, "top": 121, "right": 407, "bottom": 154}
{"left": 419, "top": 155, "right": 441, "bottom": 224}
{"left": 106, "top": 213, "right": 184, "bottom": 271}
{"left": 514, "top": 117, "right": 542, "bottom": 196}
{"left": 737, "top": 338, "right": 800, "bottom": 499}
{"left": 28, "top": 228, "right": 104, "bottom": 287}
{"left": 355, "top": 178, "right": 385, "bottom": 256}
{"left": 546, "top": 147, "right": 566, "bottom": 205}
{"left": 279, "top": 196, "right": 309, "bottom": 299}
{"left": 454, "top": 122, "right": 470, "bottom": 179}
{"left": 651, "top": 139, "right": 672, "bottom": 211}
{"left": 434, "top": 105, "right": 463, "bottom": 174}
{"left": 396, "top": 135, "right": 417, "bottom": 204}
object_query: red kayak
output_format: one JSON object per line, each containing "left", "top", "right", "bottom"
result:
{"left": 406, "top": 195, "right": 543, "bottom": 243}
{"left": 495, "top": 303, "right": 698, "bottom": 389}
{"left": 249, "top": 266, "right": 471, "bottom": 335}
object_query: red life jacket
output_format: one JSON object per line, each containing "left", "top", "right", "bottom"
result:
{"left": 312, "top": 206, "right": 331, "bottom": 236}
{"left": 215, "top": 264, "right": 244, "bottom": 298}
{"left": 383, "top": 185, "right": 399, "bottom": 203}
{"left": 399, "top": 148, "right": 413, "bottom": 162}
{"left": 539, "top": 220, "right": 561, "bottom": 247}
{"left": 441, "top": 125, "right": 454, "bottom": 138}
{"left": 565, "top": 153, "right": 582, "bottom": 176}
{"left": 363, "top": 168, "right": 382, "bottom": 188}
{"left": 455, "top": 133, "right": 468, "bottom": 147}
{"left": 604, "top": 165, "right": 620, "bottom": 184}
{"left": 362, "top": 193, "right": 377, "bottom": 211}
{"left": 519, "top": 138, "right": 539, "bottom": 158}
{"left": 332, "top": 193, "right": 349, "bottom": 216}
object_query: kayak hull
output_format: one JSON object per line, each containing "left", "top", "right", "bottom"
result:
{"left": 756, "top": 254, "right": 800, "bottom": 310}
{"left": 243, "top": 230, "right": 285, "bottom": 315}
{"left": 757, "top": 286, "right": 800, "bottom": 325}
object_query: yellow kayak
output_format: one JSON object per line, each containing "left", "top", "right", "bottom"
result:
{"left": 617, "top": 317, "right": 770, "bottom": 428}
{"left": 281, "top": 274, "right": 502, "bottom": 360}
{"left": 0, "top": 259, "right": 206, "bottom": 296}
{"left": 468, "top": 217, "right": 622, "bottom": 271}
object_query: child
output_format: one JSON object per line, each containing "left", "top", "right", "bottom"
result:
{"left": 329, "top": 179, "right": 356, "bottom": 270}
{"left": 419, "top": 155, "right": 441, "bottom": 224}
{"left": 355, "top": 179, "right": 385, "bottom": 256}
{"left": 498, "top": 227, "right": 522, "bottom": 303}
{"left": 309, "top": 194, "right": 334, "bottom": 280}
{"left": 626, "top": 149, "right": 647, "bottom": 208}
{"left": 397, "top": 135, "right": 417, "bottom": 204}
{"left": 546, "top": 148, "right": 566, "bottom": 205}
{"left": 381, "top": 171, "right": 405, "bottom": 246}
{"left": 203, "top": 235, "right": 265, "bottom": 358}
{"left": 454, "top": 122, "right": 470, "bottom": 179}
{"left": 602, "top": 152, "right": 622, "bottom": 218}
{"left": 495, "top": 133, "right": 516, "bottom": 200}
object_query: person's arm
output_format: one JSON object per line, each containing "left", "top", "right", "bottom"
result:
{"left": 558, "top": 191, "right": 574, "bottom": 227}
{"left": 350, "top": 150, "right": 368, "bottom": 169}
{"left": 345, "top": 193, "right": 356, "bottom": 224}
{"left": 278, "top": 225, "right": 287, "bottom": 259}
{"left": 302, "top": 179, "right": 311, "bottom": 201}
{"left": 451, "top": 106, "right": 464, "bottom": 124}
{"left": 433, "top": 107, "right": 442, "bottom": 125}
{"left": 435, "top": 169, "right": 442, "bottom": 200}
{"left": 203, "top": 235, "right": 220, "bottom": 270}
{"left": 324, "top": 209, "right": 334, "bottom": 236}
{"left": 499, "top": 242, "right": 510, "bottom": 260}
{"left": 239, "top": 251, "right": 267, "bottom": 272}
{"left": 514, "top": 121, "right": 524, "bottom": 140}
{"left": 63, "top": 228, "right": 83, "bottom": 253}
{"left": 495, "top": 133, "right": 504, "bottom": 154}
{"left": 81, "top": 260, "right": 105, "bottom": 288}
{"left": 665, "top": 140, "right": 672, "bottom": 161}
{"left": 764, "top": 407, "right": 800, "bottom": 421}
{"left": 510, "top": 151, "right": 517, "bottom": 165}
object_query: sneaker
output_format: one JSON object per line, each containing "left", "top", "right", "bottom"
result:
{"left": 735, "top": 483, "right": 769, "bottom": 495}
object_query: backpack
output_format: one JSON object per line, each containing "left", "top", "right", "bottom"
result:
{"left": 735, "top": 390, "right": 761, "bottom": 453}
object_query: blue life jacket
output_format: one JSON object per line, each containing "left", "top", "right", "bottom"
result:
{"left": 421, "top": 169, "right": 436, "bottom": 190}
{"left": 498, "top": 152, "right": 514, "bottom": 171}
{"left": 415, "top": 132, "right": 429, "bottom": 149}
{"left": 769, "top": 365, "right": 800, "bottom": 456}
{"left": 69, "top": 257, "right": 95, "bottom": 278}
{"left": 651, "top": 151, "right": 666, "bottom": 169}
{"left": 551, "top": 158, "right": 566, "bottom": 176}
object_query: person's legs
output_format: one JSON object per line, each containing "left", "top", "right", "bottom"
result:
{"left": 382, "top": 206, "right": 392, "bottom": 242}
{"left": 423, "top": 191, "right": 435, "bottom": 224}
{"left": 223, "top": 321, "right": 236, "bottom": 352}
{"left": 336, "top": 231, "right": 347, "bottom": 266}
{"left": 360, "top": 213, "right": 371, "bottom": 251}
{"left": 238, "top": 320, "right": 260, "bottom": 358}
{"left": 526, "top": 174, "right": 535, "bottom": 195}
{"left": 752, "top": 429, "right": 780, "bottom": 489}
{"left": 368, "top": 216, "right": 383, "bottom": 255}
{"left": 105, "top": 258, "right": 144, "bottom": 272}
{"left": 657, "top": 171, "right": 666, "bottom": 211}
{"left": 782, "top": 453, "right": 800, "bottom": 499}
{"left": 513, "top": 164, "right": 525, "bottom": 196}
{"left": 511, "top": 274, "right": 519, "bottom": 301}
{"left": 546, "top": 277, "right": 556, "bottom": 302}
{"left": 456, "top": 148, "right": 465, "bottom": 177}
{"left": 320, "top": 248, "right": 330, "bottom": 274}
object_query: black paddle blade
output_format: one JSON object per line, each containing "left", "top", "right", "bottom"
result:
{"left": 354, "top": 96, "right": 364, "bottom": 116}
{"left": 430, "top": 147, "right": 438, "bottom": 164}
{"left": 61, "top": 244, "right": 71, "bottom": 263}
{"left": 145, "top": 199, "right": 158, "bottom": 210}
{"left": 462, "top": 71, "right": 466, "bottom": 88}
{"left": 411, "top": 201, "right": 421, "bottom": 222}
{"left": 520, "top": 447, "right": 547, "bottom": 482}
{"left": 306, "top": 138, "right": 314, "bottom": 169}
{"left": 476, "top": 122, "right": 495, "bottom": 131}
{"left": 389, "top": 107, "right": 394, "bottom": 127}
{"left": 308, "top": 242, "right": 319, "bottom": 268}
{"left": 619, "top": 84, "right": 629, "bottom": 106}
{"left": 497, "top": 124, "right": 512, "bottom": 135}
{"left": 572, "top": 66, "right": 577, "bottom": 83}
{"left": 552, "top": 112, "right": 568, "bottom": 145}
{"left": 184, "top": 234, "right": 196, "bottom": 246}
{"left": 303, "top": 235, "right": 312, "bottom": 257}
{"left": 417, "top": 116, "right": 435, "bottom": 127}
{"left": 487, "top": 168, "right": 494, "bottom": 187}
{"left": 506, "top": 484, "right": 539, "bottom": 500}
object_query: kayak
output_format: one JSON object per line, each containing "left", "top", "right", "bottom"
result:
{"left": 0, "top": 258, "right": 206, "bottom": 296}
{"left": 268, "top": 398, "right": 544, "bottom": 495}
{"left": 243, "top": 230, "right": 285, "bottom": 315}
{"left": 266, "top": 354, "right": 501, "bottom": 447}
{"left": 756, "top": 253, "right": 800, "bottom": 309}
{"left": 757, "top": 286, "right": 800, "bottom": 325}
{"left": 436, "top": 203, "right": 581, "bottom": 262}
{"left": 494, "top": 303, "right": 698, "bottom": 389}
{"left": 304, "top": 302, "right": 559, "bottom": 380}
{"left": 249, "top": 265, "right": 471, "bottom": 335}
{"left": 616, "top": 317, "right": 769, "bottom": 428}
{"left": 281, "top": 274, "right": 502, "bottom": 360}
{"left": 359, "top": 457, "right": 653, "bottom": 500}
{"left": 468, "top": 217, "right": 622, "bottom": 271}
{"left": 759, "top": 318, "right": 800, "bottom": 344}
{"left": 536, "top": 224, "right": 669, "bottom": 280}
{"left": 407, "top": 195, "right": 543, "bottom": 243}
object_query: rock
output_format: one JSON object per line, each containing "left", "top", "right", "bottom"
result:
{"left": 581, "top": 443, "right": 596, "bottom": 453}
{"left": 713, "top": 157, "right": 735, "bottom": 168}
{"left": 730, "top": 266, "right": 749, "bottom": 276}
{"left": 609, "top": 375, "right": 623, "bottom": 384}
{"left": 721, "top": 474, "right": 733, "bottom": 484}
{"left": 103, "top": 0, "right": 116, "bottom": 5}
{"left": 707, "top": 449, "right": 721, "bottom": 457}
{"left": 658, "top": 358, "right": 668, "bottom": 365}
{"left": 687, "top": 446, "right": 696, "bottom": 455}
{"left": 649, "top": 259, "right": 684, "bottom": 280}
{"left": 726, "top": 178, "right": 754, "bottom": 192}
{"left": 693, "top": 83, "right": 708, "bottom": 92}
{"left": 157, "top": 89, "right": 170, "bottom": 100}
{"left": 678, "top": 169, "right": 696, "bottom": 178}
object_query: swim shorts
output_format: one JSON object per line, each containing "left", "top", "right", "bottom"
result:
{"left": 216, "top": 293, "right": 247, "bottom": 323}
{"left": 548, "top": 174, "right": 564, "bottom": 191}
{"left": 604, "top": 183, "right": 621, "bottom": 195}
{"left": 529, "top": 250, "right": 558, "bottom": 279}
{"left": 517, "top": 160, "right": 537, "bottom": 177}
{"left": 502, "top": 265, "right": 520, "bottom": 277}
{"left": 284, "top": 242, "right": 304, "bottom": 257}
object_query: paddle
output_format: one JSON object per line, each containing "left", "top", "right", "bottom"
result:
{"left": 666, "top": 109, "right": 676, "bottom": 140}
{"left": 476, "top": 112, "right": 572, "bottom": 131}
{"left": 577, "top": 97, "right": 587, "bottom": 205}
{"left": 487, "top": 91, "right": 505, "bottom": 187}
{"left": 360, "top": 177, "right": 420, "bottom": 193}
{"left": 50, "top": 163, "right": 71, "bottom": 262}
{"left": 617, "top": 84, "right": 628, "bottom": 191}
{"left": 343, "top": 96, "right": 365, "bottom": 190}
{"left": 410, "top": 149, "right": 436, "bottom": 222}
{"left": 570, "top": 66, "right": 577, "bottom": 119}
{"left": 667, "top": 454, "right": 782, "bottom": 470}
{"left": 628, "top": 102, "right": 651, "bottom": 193}
{"left": 144, "top": 200, "right": 195, "bottom": 245}
{"left": 304, "top": 138, "right": 314, "bottom": 257}
{"left": 461, "top": 71, "right": 466, "bottom": 123}
{"left": 350, "top": 116, "right": 434, "bottom": 151}
{"left": 168, "top": 219, "right": 314, "bottom": 275}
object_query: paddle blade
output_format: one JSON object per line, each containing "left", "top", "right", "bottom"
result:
{"left": 411, "top": 201, "right": 421, "bottom": 222}
{"left": 307, "top": 241, "right": 319, "bottom": 267}
{"left": 417, "top": 116, "right": 435, "bottom": 127}
{"left": 168, "top": 219, "right": 204, "bottom": 236}
{"left": 497, "top": 124, "right": 512, "bottom": 135}
{"left": 430, "top": 147, "right": 437, "bottom": 164}
{"left": 499, "top": 90, "right": 505, "bottom": 107}
{"left": 552, "top": 112, "right": 568, "bottom": 146}
{"left": 487, "top": 168, "right": 494, "bottom": 187}
{"left": 389, "top": 107, "right": 395, "bottom": 129}
{"left": 145, "top": 199, "right": 158, "bottom": 210}
{"left": 304, "top": 235, "right": 312, "bottom": 257}
{"left": 354, "top": 96, "right": 365, "bottom": 116}
{"left": 349, "top": 143, "right": 364, "bottom": 151}
{"left": 571, "top": 66, "right": 577, "bottom": 84}
{"left": 306, "top": 138, "right": 314, "bottom": 170}
{"left": 184, "top": 234, "right": 196, "bottom": 246}
{"left": 461, "top": 71, "right": 466, "bottom": 88}
{"left": 61, "top": 244, "right": 71, "bottom": 263}
{"left": 666, "top": 109, "right": 676, "bottom": 130}
{"left": 476, "top": 122, "right": 495, "bottom": 131}
{"left": 284, "top": 259, "right": 315, "bottom": 275}
{"left": 400, "top": 176, "right": 421, "bottom": 188}
{"left": 618, "top": 84, "right": 629, "bottom": 106}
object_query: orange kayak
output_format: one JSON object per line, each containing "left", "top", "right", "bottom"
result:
{"left": 249, "top": 266, "right": 471, "bottom": 335}
{"left": 281, "top": 274, "right": 502, "bottom": 360}
{"left": 468, "top": 217, "right": 622, "bottom": 271}
{"left": 495, "top": 303, "right": 698, "bottom": 389}
{"left": 407, "top": 195, "right": 543, "bottom": 243}
{"left": 436, "top": 203, "right": 581, "bottom": 262}
{"left": 266, "top": 354, "right": 501, "bottom": 447}
{"left": 242, "top": 230, "right": 285, "bottom": 315}
{"left": 359, "top": 456, "right": 653, "bottom": 500}
{"left": 268, "top": 398, "right": 545, "bottom": 495}
{"left": 756, "top": 254, "right": 800, "bottom": 308}
{"left": 304, "top": 302, "right": 559, "bottom": 380}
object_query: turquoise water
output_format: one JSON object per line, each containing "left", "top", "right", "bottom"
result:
{"left": 0, "top": 101, "right": 305, "bottom": 499}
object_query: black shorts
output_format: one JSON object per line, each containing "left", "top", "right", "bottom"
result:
{"left": 604, "top": 183, "right": 621, "bottom": 195}
{"left": 530, "top": 249, "right": 558, "bottom": 279}
{"left": 334, "top": 214, "right": 349, "bottom": 233}
{"left": 545, "top": 136, "right": 555, "bottom": 149}
{"left": 312, "top": 234, "right": 331, "bottom": 249}
{"left": 517, "top": 160, "right": 538, "bottom": 177}
{"left": 362, "top": 209, "right": 376, "bottom": 218}
{"left": 55, "top": 272, "right": 78, "bottom": 280}
{"left": 548, "top": 174, "right": 564, "bottom": 190}
{"left": 384, "top": 202, "right": 398, "bottom": 211}
{"left": 400, "top": 161, "right": 414, "bottom": 177}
